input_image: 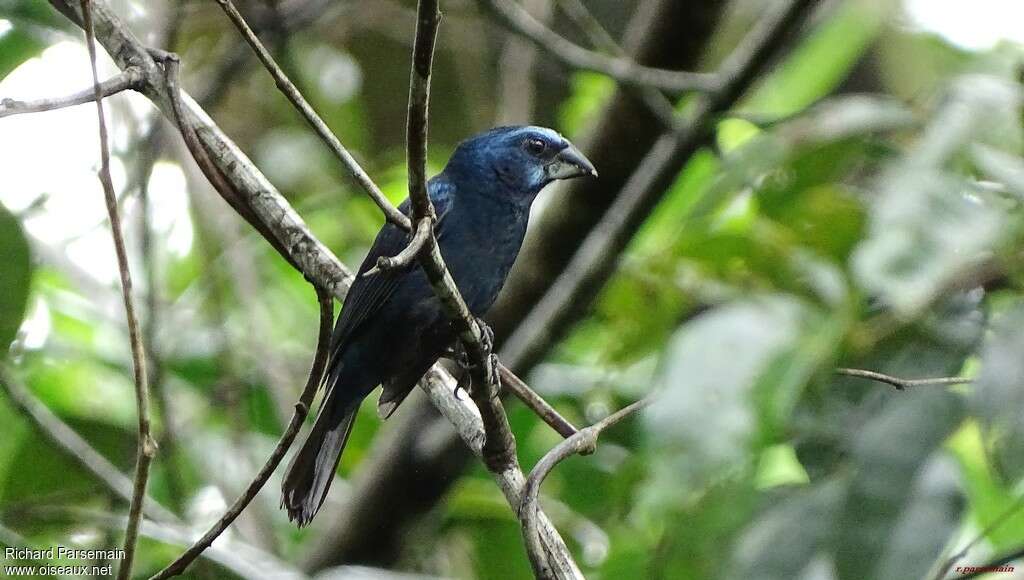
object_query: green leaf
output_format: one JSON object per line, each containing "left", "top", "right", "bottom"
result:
{"left": 0, "top": 202, "right": 32, "bottom": 353}
{"left": 647, "top": 295, "right": 822, "bottom": 479}
{"left": 853, "top": 75, "right": 1021, "bottom": 316}
{"left": 0, "top": 26, "right": 43, "bottom": 82}
{"left": 745, "top": 0, "right": 890, "bottom": 117}
{"left": 834, "top": 389, "right": 966, "bottom": 580}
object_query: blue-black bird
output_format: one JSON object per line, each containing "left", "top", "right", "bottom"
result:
{"left": 282, "top": 126, "right": 596, "bottom": 525}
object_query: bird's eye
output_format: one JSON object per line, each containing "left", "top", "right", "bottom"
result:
{"left": 523, "top": 138, "right": 547, "bottom": 156}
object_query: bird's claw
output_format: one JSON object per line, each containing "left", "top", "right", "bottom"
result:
{"left": 475, "top": 317, "right": 495, "bottom": 354}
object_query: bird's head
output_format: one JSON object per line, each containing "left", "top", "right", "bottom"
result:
{"left": 443, "top": 126, "right": 597, "bottom": 199}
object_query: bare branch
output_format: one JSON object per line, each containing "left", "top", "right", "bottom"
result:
{"left": 212, "top": 0, "right": 410, "bottom": 231}
{"left": 0, "top": 67, "right": 144, "bottom": 119}
{"left": 0, "top": 369, "right": 177, "bottom": 523}
{"left": 363, "top": 217, "right": 433, "bottom": 276}
{"left": 80, "top": 2, "right": 155, "bottom": 578}
{"left": 476, "top": 0, "right": 719, "bottom": 95}
{"left": 520, "top": 397, "right": 652, "bottom": 579}
{"left": 498, "top": 364, "right": 578, "bottom": 439}
{"left": 835, "top": 368, "right": 972, "bottom": 391}
{"left": 151, "top": 287, "right": 334, "bottom": 580}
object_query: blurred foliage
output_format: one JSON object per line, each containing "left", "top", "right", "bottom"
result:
{"left": 2, "top": 0, "right": 1024, "bottom": 579}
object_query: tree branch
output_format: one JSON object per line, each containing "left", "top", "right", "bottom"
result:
{"left": 476, "top": 0, "right": 718, "bottom": 95}
{"left": 498, "top": 364, "right": 578, "bottom": 439}
{"left": 835, "top": 368, "right": 972, "bottom": 390}
{"left": 151, "top": 287, "right": 333, "bottom": 580}
{"left": 520, "top": 397, "right": 652, "bottom": 579}
{"left": 212, "top": 0, "right": 410, "bottom": 231}
{"left": 0, "top": 67, "right": 144, "bottom": 119}
{"left": 80, "top": 2, "right": 155, "bottom": 578}
{"left": 363, "top": 217, "right": 433, "bottom": 276}
{"left": 0, "top": 369, "right": 177, "bottom": 523}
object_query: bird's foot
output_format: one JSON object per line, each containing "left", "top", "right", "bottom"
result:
{"left": 475, "top": 317, "right": 495, "bottom": 354}
{"left": 449, "top": 319, "right": 500, "bottom": 392}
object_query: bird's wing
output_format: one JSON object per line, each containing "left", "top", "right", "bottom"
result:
{"left": 328, "top": 181, "right": 454, "bottom": 355}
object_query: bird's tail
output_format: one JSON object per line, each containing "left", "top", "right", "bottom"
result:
{"left": 281, "top": 389, "right": 359, "bottom": 527}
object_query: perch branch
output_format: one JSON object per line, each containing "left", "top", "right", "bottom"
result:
{"left": 0, "top": 67, "right": 144, "bottom": 118}
{"left": 81, "top": 2, "right": 155, "bottom": 578}
{"left": 520, "top": 397, "right": 652, "bottom": 578}
{"left": 150, "top": 287, "right": 333, "bottom": 580}
{"left": 363, "top": 217, "right": 433, "bottom": 276}
{"left": 477, "top": 0, "right": 718, "bottom": 95}
{"left": 498, "top": 364, "right": 578, "bottom": 439}
{"left": 0, "top": 369, "right": 177, "bottom": 523}
{"left": 835, "top": 368, "right": 972, "bottom": 390}
{"left": 404, "top": 0, "right": 519, "bottom": 473}
{"left": 402, "top": 1, "right": 579, "bottom": 574}
{"left": 212, "top": 0, "right": 410, "bottom": 231}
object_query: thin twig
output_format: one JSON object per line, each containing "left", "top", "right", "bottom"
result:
{"left": 520, "top": 397, "right": 652, "bottom": 579}
{"left": 835, "top": 368, "right": 972, "bottom": 391}
{"left": 498, "top": 364, "right": 578, "bottom": 439}
{"left": 477, "top": 0, "right": 719, "bottom": 95}
{"left": 151, "top": 287, "right": 333, "bottom": 579}
{"left": 212, "top": 0, "right": 410, "bottom": 231}
{"left": 0, "top": 68, "right": 144, "bottom": 119}
{"left": 0, "top": 369, "right": 177, "bottom": 523}
{"left": 363, "top": 217, "right": 433, "bottom": 276}
{"left": 82, "top": 3, "right": 154, "bottom": 577}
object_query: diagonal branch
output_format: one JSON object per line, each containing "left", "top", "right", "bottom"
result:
{"left": 80, "top": 2, "right": 155, "bottom": 578}
{"left": 0, "top": 67, "right": 144, "bottom": 118}
{"left": 476, "top": 0, "right": 719, "bottom": 95}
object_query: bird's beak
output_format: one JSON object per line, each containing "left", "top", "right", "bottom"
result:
{"left": 545, "top": 144, "right": 598, "bottom": 180}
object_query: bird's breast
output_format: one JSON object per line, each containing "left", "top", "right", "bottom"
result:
{"left": 439, "top": 201, "right": 529, "bottom": 316}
